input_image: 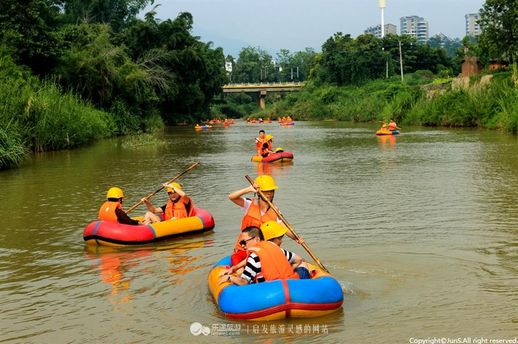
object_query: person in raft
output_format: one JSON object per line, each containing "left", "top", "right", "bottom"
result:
{"left": 388, "top": 119, "right": 400, "bottom": 131}
{"left": 99, "top": 187, "right": 141, "bottom": 225}
{"left": 255, "top": 130, "right": 266, "bottom": 156}
{"left": 219, "top": 221, "right": 310, "bottom": 285}
{"left": 141, "top": 182, "right": 194, "bottom": 224}
{"left": 257, "top": 134, "right": 274, "bottom": 157}
{"left": 260, "top": 141, "right": 273, "bottom": 157}
{"left": 228, "top": 175, "right": 302, "bottom": 267}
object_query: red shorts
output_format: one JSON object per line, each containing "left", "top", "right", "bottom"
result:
{"left": 230, "top": 250, "right": 248, "bottom": 266}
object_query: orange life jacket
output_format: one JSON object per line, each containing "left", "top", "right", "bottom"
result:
{"left": 255, "top": 137, "right": 265, "bottom": 150}
{"left": 388, "top": 122, "right": 397, "bottom": 130}
{"left": 241, "top": 201, "right": 278, "bottom": 230}
{"left": 164, "top": 196, "right": 194, "bottom": 220}
{"left": 234, "top": 201, "right": 278, "bottom": 252}
{"left": 254, "top": 241, "right": 299, "bottom": 282}
{"left": 98, "top": 201, "right": 122, "bottom": 222}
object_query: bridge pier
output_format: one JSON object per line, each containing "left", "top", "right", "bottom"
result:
{"left": 259, "top": 90, "right": 267, "bottom": 109}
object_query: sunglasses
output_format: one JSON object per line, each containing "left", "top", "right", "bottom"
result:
{"left": 239, "top": 237, "right": 256, "bottom": 246}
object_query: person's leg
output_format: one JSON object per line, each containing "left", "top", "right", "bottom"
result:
{"left": 143, "top": 212, "right": 162, "bottom": 225}
{"left": 295, "top": 266, "right": 311, "bottom": 279}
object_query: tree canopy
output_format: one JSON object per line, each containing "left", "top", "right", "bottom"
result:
{"left": 478, "top": 0, "right": 518, "bottom": 63}
{"left": 0, "top": 0, "right": 227, "bottom": 126}
{"left": 313, "top": 33, "right": 454, "bottom": 86}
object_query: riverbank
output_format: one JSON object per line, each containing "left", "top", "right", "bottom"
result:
{"left": 256, "top": 69, "right": 518, "bottom": 133}
{"left": 0, "top": 53, "right": 163, "bottom": 170}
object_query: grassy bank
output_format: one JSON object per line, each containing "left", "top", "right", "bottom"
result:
{"left": 0, "top": 52, "right": 165, "bottom": 170}
{"left": 406, "top": 72, "right": 518, "bottom": 133}
{"left": 0, "top": 54, "right": 115, "bottom": 169}
{"left": 256, "top": 70, "right": 518, "bottom": 133}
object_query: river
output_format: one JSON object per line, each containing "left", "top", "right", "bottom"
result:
{"left": 0, "top": 121, "right": 516, "bottom": 343}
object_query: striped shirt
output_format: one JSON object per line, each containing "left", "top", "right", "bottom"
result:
{"left": 240, "top": 248, "right": 296, "bottom": 283}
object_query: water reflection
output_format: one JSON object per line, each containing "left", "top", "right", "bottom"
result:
{"left": 84, "top": 247, "right": 147, "bottom": 304}
{"left": 255, "top": 161, "right": 293, "bottom": 177}
{"left": 376, "top": 134, "right": 396, "bottom": 149}
{"left": 84, "top": 238, "right": 214, "bottom": 304}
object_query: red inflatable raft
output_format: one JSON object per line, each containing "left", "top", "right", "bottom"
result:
{"left": 83, "top": 208, "right": 215, "bottom": 246}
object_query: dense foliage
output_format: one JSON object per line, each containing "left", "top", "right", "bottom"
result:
{"left": 1, "top": 0, "right": 517, "bottom": 170}
{"left": 0, "top": 0, "right": 228, "bottom": 169}
{"left": 479, "top": 0, "right": 518, "bottom": 64}
{"left": 226, "top": 47, "right": 317, "bottom": 83}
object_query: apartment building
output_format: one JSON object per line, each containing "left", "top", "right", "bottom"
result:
{"left": 400, "top": 16, "right": 429, "bottom": 43}
{"left": 465, "top": 13, "right": 481, "bottom": 36}
{"left": 364, "top": 23, "right": 397, "bottom": 38}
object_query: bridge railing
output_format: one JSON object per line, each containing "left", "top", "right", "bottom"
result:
{"left": 223, "top": 82, "right": 305, "bottom": 88}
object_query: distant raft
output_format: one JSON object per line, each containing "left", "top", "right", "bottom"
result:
{"left": 83, "top": 208, "right": 215, "bottom": 246}
{"left": 251, "top": 151, "right": 294, "bottom": 163}
{"left": 195, "top": 124, "right": 212, "bottom": 130}
{"left": 375, "top": 128, "right": 399, "bottom": 135}
{"left": 208, "top": 256, "right": 344, "bottom": 321}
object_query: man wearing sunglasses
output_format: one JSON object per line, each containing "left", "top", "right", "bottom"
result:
{"left": 220, "top": 221, "right": 310, "bottom": 286}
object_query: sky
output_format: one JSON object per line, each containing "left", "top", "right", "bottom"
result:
{"left": 144, "top": 0, "right": 485, "bottom": 56}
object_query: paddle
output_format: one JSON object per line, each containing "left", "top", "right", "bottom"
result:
{"left": 245, "top": 175, "right": 330, "bottom": 273}
{"left": 126, "top": 162, "right": 200, "bottom": 214}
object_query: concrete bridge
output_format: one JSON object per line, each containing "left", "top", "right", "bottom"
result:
{"left": 222, "top": 82, "right": 305, "bottom": 109}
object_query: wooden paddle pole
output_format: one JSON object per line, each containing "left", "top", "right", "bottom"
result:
{"left": 126, "top": 162, "right": 199, "bottom": 214}
{"left": 245, "top": 175, "right": 330, "bottom": 273}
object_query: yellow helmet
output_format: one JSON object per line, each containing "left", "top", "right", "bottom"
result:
{"left": 260, "top": 221, "right": 287, "bottom": 241}
{"left": 255, "top": 175, "right": 278, "bottom": 191}
{"left": 166, "top": 182, "right": 182, "bottom": 193}
{"left": 264, "top": 134, "right": 273, "bottom": 141}
{"left": 106, "top": 187, "right": 124, "bottom": 199}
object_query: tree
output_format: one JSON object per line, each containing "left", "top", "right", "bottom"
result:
{"left": 233, "top": 47, "right": 273, "bottom": 83}
{"left": 276, "top": 48, "right": 317, "bottom": 82}
{"left": 318, "top": 33, "right": 385, "bottom": 85}
{"left": 428, "top": 34, "right": 463, "bottom": 57}
{"left": 0, "top": 0, "right": 61, "bottom": 75}
{"left": 119, "top": 11, "right": 227, "bottom": 122}
{"left": 478, "top": 0, "right": 518, "bottom": 63}
{"left": 62, "top": 0, "right": 153, "bottom": 32}
{"left": 55, "top": 24, "right": 131, "bottom": 107}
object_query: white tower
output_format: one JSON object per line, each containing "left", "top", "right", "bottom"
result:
{"left": 379, "top": 0, "right": 386, "bottom": 38}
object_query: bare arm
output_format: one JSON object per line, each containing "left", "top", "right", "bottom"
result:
{"left": 290, "top": 253, "right": 303, "bottom": 269}
{"left": 142, "top": 198, "right": 163, "bottom": 213}
{"left": 228, "top": 185, "right": 256, "bottom": 207}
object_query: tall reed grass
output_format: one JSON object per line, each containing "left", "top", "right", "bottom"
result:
{"left": 0, "top": 52, "right": 115, "bottom": 169}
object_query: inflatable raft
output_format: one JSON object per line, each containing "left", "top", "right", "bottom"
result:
{"left": 251, "top": 151, "right": 294, "bottom": 163}
{"left": 375, "top": 128, "right": 399, "bottom": 135}
{"left": 208, "top": 256, "right": 343, "bottom": 320}
{"left": 83, "top": 208, "right": 215, "bottom": 246}
{"left": 195, "top": 124, "right": 212, "bottom": 131}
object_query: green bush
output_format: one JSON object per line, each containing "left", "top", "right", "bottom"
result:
{"left": 0, "top": 50, "right": 116, "bottom": 168}
{"left": 0, "top": 124, "right": 27, "bottom": 169}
